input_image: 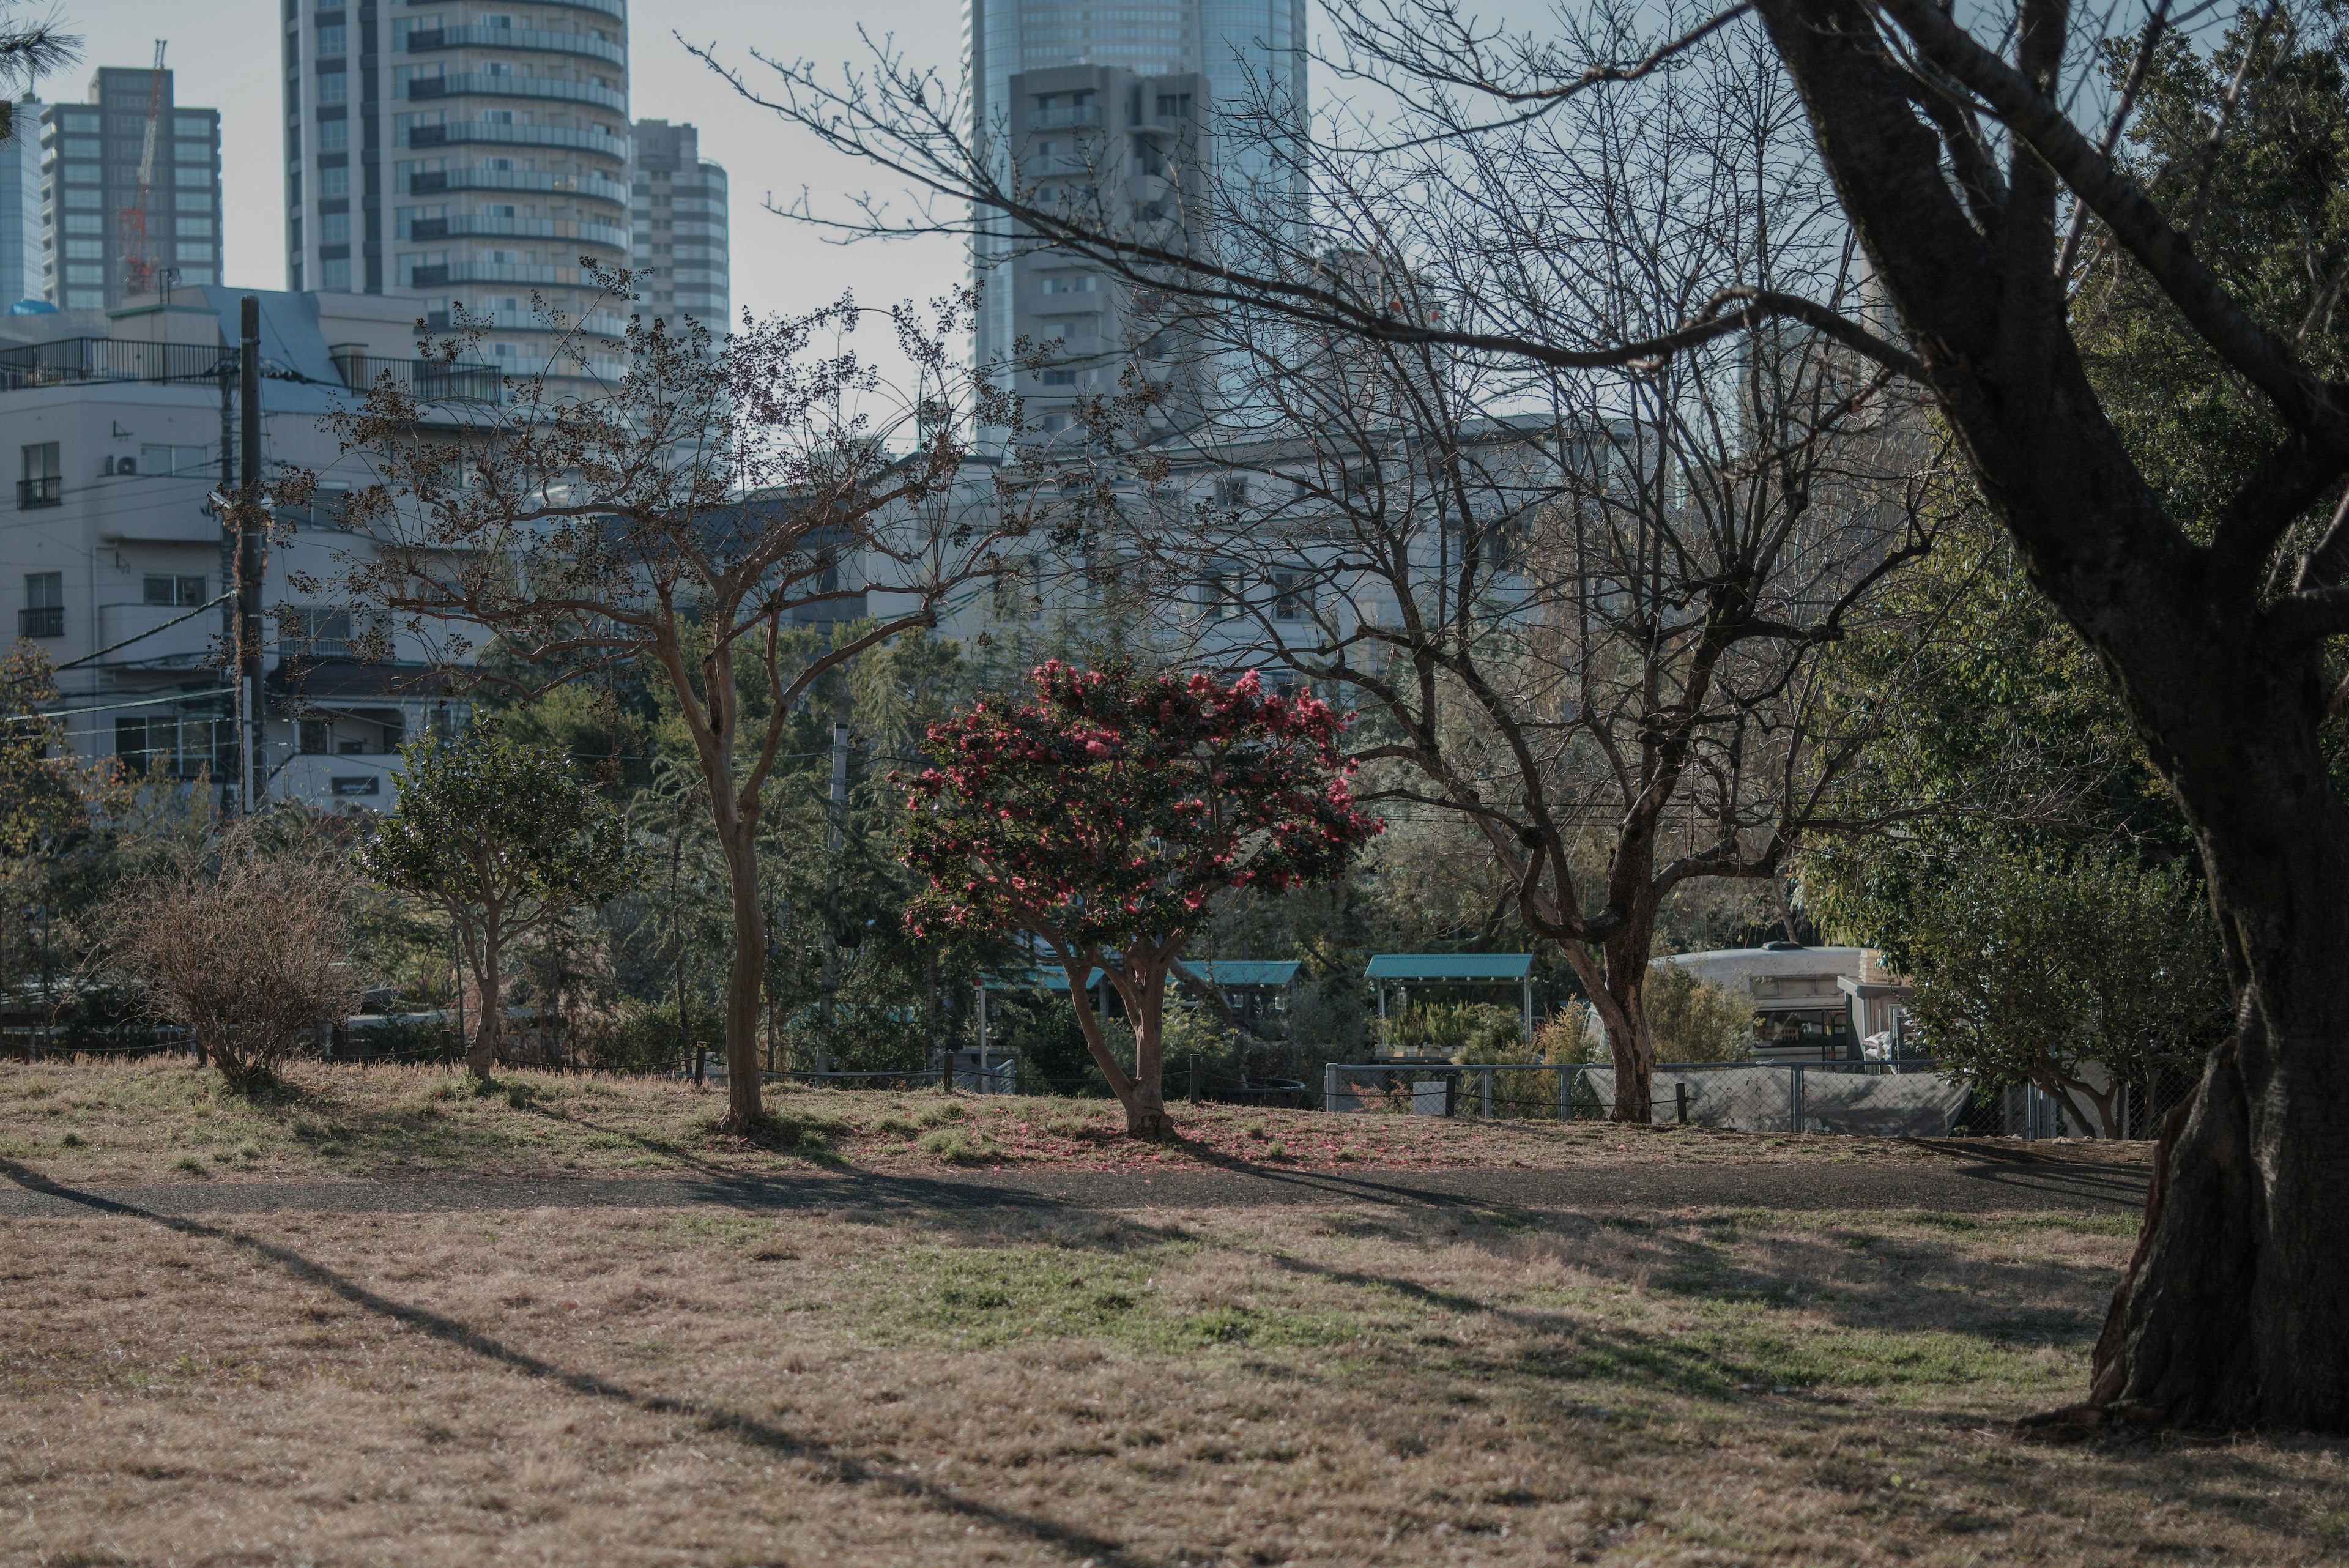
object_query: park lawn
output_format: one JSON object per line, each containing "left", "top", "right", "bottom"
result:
{"left": 4, "top": 1198, "right": 2342, "bottom": 1566}
{"left": 0, "top": 1058, "right": 2158, "bottom": 1184}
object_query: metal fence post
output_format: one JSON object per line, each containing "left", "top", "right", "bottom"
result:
{"left": 1481, "top": 1066, "right": 1493, "bottom": 1120}
{"left": 1558, "top": 1064, "right": 1570, "bottom": 1121}
{"left": 1789, "top": 1063, "right": 1805, "bottom": 1134}
{"left": 1323, "top": 1062, "right": 1340, "bottom": 1113}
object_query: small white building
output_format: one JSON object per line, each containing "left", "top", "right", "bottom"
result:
{"left": 0, "top": 285, "right": 482, "bottom": 811}
{"left": 1661, "top": 945, "right": 1912, "bottom": 1060}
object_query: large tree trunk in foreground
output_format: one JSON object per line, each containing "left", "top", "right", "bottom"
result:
{"left": 1753, "top": 0, "right": 2349, "bottom": 1427}
{"left": 2071, "top": 687, "right": 2349, "bottom": 1430}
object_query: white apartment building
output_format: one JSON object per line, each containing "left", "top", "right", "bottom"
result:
{"left": 0, "top": 287, "right": 492, "bottom": 811}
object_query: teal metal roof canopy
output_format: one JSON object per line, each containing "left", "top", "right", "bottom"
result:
{"left": 1182, "top": 960, "right": 1301, "bottom": 987}
{"left": 1365, "top": 953, "right": 1535, "bottom": 981}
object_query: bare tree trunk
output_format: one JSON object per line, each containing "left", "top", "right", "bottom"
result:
{"left": 1063, "top": 954, "right": 1178, "bottom": 1139}
{"left": 467, "top": 926, "right": 502, "bottom": 1080}
{"left": 1122, "top": 959, "right": 1173, "bottom": 1139}
{"left": 719, "top": 822, "right": 767, "bottom": 1131}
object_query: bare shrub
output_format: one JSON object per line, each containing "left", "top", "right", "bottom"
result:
{"left": 109, "top": 823, "right": 360, "bottom": 1092}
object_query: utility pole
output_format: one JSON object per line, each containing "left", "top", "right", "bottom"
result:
{"left": 217, "top": 331, "right": 235, "bottom": 814}
{"left": 236, "top": 296, "right": 264, "bottom": 812}
{"left": 818, "top": 719, "right": 848, "bottom": 1075}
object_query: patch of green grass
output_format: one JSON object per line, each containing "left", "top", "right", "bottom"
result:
{"left": 1910, "top": 1211, "right": 2139, "bottom": 1238}
{"left": 870, "top": 1115, "right": 919, "bottom": 1139}
{"left": 918, "top": 1128, "right": 1001, "bottom": 1163}
{"left": 57, "top": 1132, "right": 84, "bottom": 1149}
{"left": 169, "top": 1155, "right": 207, "bottom": 1175}
{"left": 915, "top": 1101, "right": 968, "bottom": 1129}
{"left": 877, "top": 1243, "right": 1356, "bottom": 1352}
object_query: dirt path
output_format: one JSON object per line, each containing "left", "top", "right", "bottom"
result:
{"left": 0, "top": 1143, "right": 2148, "bottom": 1219}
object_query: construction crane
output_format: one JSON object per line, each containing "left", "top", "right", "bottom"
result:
{"left": 117, "top": 40, "right": 168, "bottom": 299}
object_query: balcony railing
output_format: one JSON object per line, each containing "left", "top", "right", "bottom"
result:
{"left": 16, "top": 475, "right": 60, "bottom": 508}
{"left": 404, "top": 26, "right": 626, "bottom": 67}
{"left": 1032, "top": 105, "right": 1102, "bottom": 128}
{"left": 407, "top": 166, "right": 629, "bottom": 206}
{"left": 404, "top": 215, "right": 628, "bottom": 250}
{"left": 408, "top": 0, "right": 621, "bottom": 16}
{"left": 417, "top": 307, "right": 629, "bottom": 336}
{"left": 331, "top": 352, "right": 504, "bottom": 405}
{"left": 404, "top": 121, "right": 627, "bottom": 157}
{"left": 18, "top": 604, "right": 61, "bottom": 637}
{"left": 407, "top": 261, "right": 581, "bottom": 288}
{"left": 406, "top": 73, "right": 627, "bottom": 115}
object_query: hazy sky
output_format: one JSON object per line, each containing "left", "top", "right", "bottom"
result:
{"left": 66, "top": 0, "right": 967, "bottom": 355}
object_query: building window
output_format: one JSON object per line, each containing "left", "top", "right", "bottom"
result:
{"left": 316, "top": 24, "right": 347, "bottom": 56}
{"left": 317, "top": 70, "right": 349, "bottom": 105}
{"left": 21, "top": 571, "right": 62, "bottom": 638}
{"left": 18, "top": 442, "right": 59, "bottom": 508}
{"left": 319, "top": 212, "right": 349, "bottom": 243}
{"left": 138, "top": 444, "right": 210, "bottom": 475}
{"left": 277, "top": 606, "right": 352, "bottom": 658}
{"left": 1272, "top": 570, "right": 1309, "bottom": 622}
{"left": 143, "top": 575, "right": 207, "bottom": 607}
{"left": 115, "top": 711, "right": 231, "bottom": 780}
{"left": 319, "top": 166, "right": 349, "bottom": 198}
{"left": 319, "top": 119, "right": 349, "bottom": 152}
{"left": 321, "top": 257, "right": 351, "bottom": 291}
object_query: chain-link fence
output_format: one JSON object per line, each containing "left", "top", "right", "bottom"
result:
{"left": 1322, "top": 1060, "right": 1981, "bottom": 1137}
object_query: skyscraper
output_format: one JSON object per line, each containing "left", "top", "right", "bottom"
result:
{"left": 964, "top": 1, "right": 1307, "bottom": 425}
{"left": 0, "top": 95, "right": 43, "bottom": 308}
{"left": 41, "top": 69, "right": 222, "bottom": 312}
{"left": 629, "top": 119, "right": 728, "bottom": 332}
{"left": 282, "top": 0, "right": 633, "bottom": 374}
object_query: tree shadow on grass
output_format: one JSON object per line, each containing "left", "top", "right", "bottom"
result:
{"left": 0, "top": 1157, "right": 1154, "bottom": 1567}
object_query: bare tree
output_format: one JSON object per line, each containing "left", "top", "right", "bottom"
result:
{"left": 732, "top": 0, "right": 2349, "bottom": 1428}
{"left": 109, "top": 821, "right": 359, "bottom": 1093}
{"left": 1134, "top": 293, "right": 1946, "bottom": 1120}
{"left": 328, "top": 287, "right": 1100, "bottom": 1131}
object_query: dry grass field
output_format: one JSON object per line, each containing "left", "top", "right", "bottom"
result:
{"left": 6, "top": 1194, "right": 2349, "bottom": 1566}
{"left": 0, "top": 1058, "right": 2151, "bottom": 1184}
{"left": 2, "top": 1060, "right": 2333, "bottom": 1565}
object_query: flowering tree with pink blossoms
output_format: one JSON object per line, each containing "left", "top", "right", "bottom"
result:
{"left": 901, "top": 662, "right": 1381, "bottom": 1137}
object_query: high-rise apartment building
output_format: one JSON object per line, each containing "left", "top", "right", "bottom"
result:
{"left": 629, "top": 119, "right": 727, "bottom": 332}
{"left": 0, "top": 96, "right": 42, "bottom": 307}
{"left": 964, "top": 1, "right": 1307, "bottom": 426}
{"left": 282, "top": 0, "right": 632, "bottom": 373}
{"left": 40, "top": 70, "right": 222, "bottom": 312}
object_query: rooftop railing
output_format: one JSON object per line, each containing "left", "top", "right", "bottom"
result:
{"left": 331, "top": 351, "right": 504, "bottom": 405}
{"left": 0, "top": 337, "right": 230, "bottom": 390}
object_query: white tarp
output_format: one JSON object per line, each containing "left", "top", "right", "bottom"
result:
{"left": 1579, "top": 1065, "right": 1972, "bottom": 1136}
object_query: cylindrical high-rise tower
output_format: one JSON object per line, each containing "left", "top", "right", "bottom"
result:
{"left": 283, "top": 0, "right": 633, "bottom": 376}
